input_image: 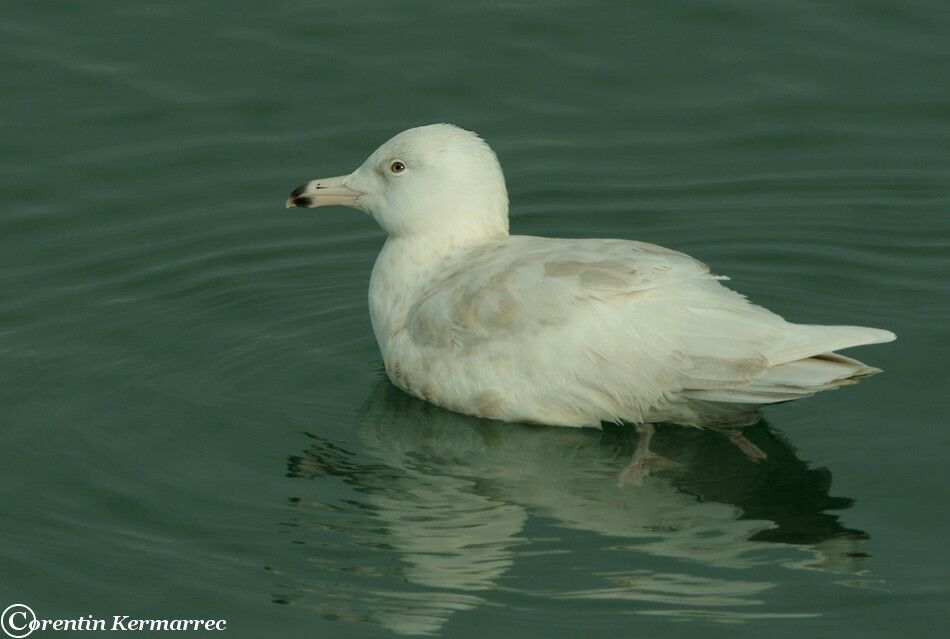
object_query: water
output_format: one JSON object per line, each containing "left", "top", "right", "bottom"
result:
{"left": 2, "top": 1, "right": 948, "bottom": 636}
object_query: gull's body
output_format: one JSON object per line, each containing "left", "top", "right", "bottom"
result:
{"left": 288, "top": 124, "right": 894, "bottom": 428}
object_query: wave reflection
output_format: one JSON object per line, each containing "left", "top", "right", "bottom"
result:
{"left": 277, "top": 381, "right": 871, "bottom": 635}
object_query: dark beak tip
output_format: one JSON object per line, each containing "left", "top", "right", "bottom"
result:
{"left": 286, "top": 183, "right": 312, "bottom": 208}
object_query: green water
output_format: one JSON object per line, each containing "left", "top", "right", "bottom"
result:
{"left": 3, "top": 1, "right": 949, "bottom": 637}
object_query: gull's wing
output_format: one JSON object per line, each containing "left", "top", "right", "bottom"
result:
{"left": 407, "top": 235, "right": 727, "bottom": 347}
{"left": 403, "top": 236, "right": 893, "bottom": 423}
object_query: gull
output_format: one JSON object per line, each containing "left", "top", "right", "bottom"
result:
{"left": 286, "top": 123, "right": 895, "bottom": 462}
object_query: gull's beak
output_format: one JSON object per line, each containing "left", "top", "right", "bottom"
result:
{"left": 285, "top": 175, "right": 361, "bottom": 209}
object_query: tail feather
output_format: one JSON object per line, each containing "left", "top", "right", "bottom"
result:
{"left": 683, "top": 324, "right": 895, "bottom": 405}
{"left": 769, "top": 324, "right": 896, "bottom": 366}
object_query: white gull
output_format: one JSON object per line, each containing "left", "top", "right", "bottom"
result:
{"left": 286, "top": 123, "right": 895, "bottom": 430}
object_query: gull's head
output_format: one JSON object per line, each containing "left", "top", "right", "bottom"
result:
{"left": 286, "top": 123, "right": 509, "bottom": 240}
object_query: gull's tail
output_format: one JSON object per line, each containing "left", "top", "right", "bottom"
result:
{"left": 683, "top": 324, "right": 896, "bottom": 404}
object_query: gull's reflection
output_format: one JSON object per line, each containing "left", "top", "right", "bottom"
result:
{"left": 278, "top": 381, "right": 871, "bottom": 635}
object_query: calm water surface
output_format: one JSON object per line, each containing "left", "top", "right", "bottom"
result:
{"left": 2, "top": 1, "right": 949, "bottom": 637}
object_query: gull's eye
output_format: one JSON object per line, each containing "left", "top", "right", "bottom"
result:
{"left": 389, "top": 160, "right": 406, "bottom": 174}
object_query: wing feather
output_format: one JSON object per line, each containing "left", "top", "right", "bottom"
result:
{"left": 400, "top": 235, "right": 892, "bottom": 424}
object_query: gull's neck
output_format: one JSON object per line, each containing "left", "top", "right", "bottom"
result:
{"left": 368, "top": 227, "right": 508, "bottom": 356}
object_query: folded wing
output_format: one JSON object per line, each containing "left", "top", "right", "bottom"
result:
{"left": 405, "top": 236, "right": 894, "bottom": 421}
